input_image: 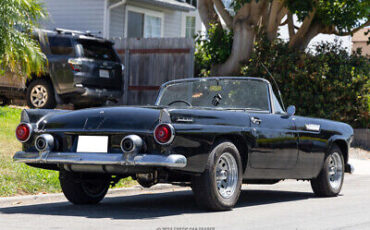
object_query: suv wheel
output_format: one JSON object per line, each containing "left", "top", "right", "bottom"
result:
{"left": 26, "top": 79, "right": 56, "bottom": 109}
{"left": 59, "top": 171, "right": 111, "bottom": 205}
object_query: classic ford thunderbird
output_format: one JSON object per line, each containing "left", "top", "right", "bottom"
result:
{"left": 14, "top": 77, "right": 354, "bottom": 210}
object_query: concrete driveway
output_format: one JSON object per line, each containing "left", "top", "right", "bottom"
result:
{"left": 0, "top": 158, "right": 369, "bottom": 230}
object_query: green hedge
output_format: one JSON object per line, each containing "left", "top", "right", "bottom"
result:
{"left": 194, "top": 32, "right": 369, "bottom": 128}
{"left": 242, "top": 37, "right": 369, "bottom": 128}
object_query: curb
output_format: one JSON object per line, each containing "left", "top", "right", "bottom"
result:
{"left": 0, "top": 184, "right": 182, "bottom": 207}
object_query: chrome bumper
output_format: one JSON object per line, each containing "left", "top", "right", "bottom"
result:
{"left": 13, "top": 151, "right": 187, "bottom": 168}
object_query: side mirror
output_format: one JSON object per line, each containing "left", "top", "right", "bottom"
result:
{"left": 286, "top": 105, "right": 296, "bottom": 117}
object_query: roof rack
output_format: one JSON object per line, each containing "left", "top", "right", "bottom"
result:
{"left": 54, "top": 28, "right": 102, "bottom": 38}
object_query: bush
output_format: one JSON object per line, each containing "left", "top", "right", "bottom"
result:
{"left": 241, "top": 36, "right": 369, "bottom": 128}
{"left": 194, "top": 33, "right": 369, "bottom": 128}
{"left": 194, "top": 24, "right": 233, "bottom": 77}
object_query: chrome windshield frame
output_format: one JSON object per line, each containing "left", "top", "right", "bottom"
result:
{"left": 155, "top": 77, "right": 275, "bottom": 114}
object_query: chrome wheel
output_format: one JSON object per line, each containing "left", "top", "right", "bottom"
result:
{"left": 327, "top": 152, "right": 344, "bottom": 191}
{"left": 30, "top": 85, "right": 48, "bottom": 108}
{"left": 215, "top": 152, "right": 239, "bottom": 199}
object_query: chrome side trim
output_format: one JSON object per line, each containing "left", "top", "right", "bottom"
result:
{"left": 13, "top": 151, "right": 187, "bottom": 168}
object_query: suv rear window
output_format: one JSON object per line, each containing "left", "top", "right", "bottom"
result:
{"left": 48, "top": 36, "right": 74, "bottom": 55}
{"left": 77, "top": 39, "right": 119, "bottom": 62}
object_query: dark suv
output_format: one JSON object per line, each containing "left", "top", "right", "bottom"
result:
{"left": 0, "top": 28, "right": 123, "bottom": 109}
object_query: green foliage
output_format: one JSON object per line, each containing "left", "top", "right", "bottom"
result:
{"left": 241, "top": 35, "right": 369, "bottom": 128}
{"left": 0, "top": 0, "right": 47, "bottom": 77}
{"left": 314, "top": 0, "right": 370, "bottom": 33}
{"left": 194, "top": 24, "right": 233, "bottom": 77}
{"left": 228, "top": 0, "right": 369, "bottom": 34}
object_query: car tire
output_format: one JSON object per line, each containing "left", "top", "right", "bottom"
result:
{"left": 191, "top": 141, "right": 243, "bottom": 211}
{"left": 59, "top": 171, "right": 111, "bottom": 205}
{"left": 26, "top": 79, "right": 56, "bottom": 109}
{"left": 311, "top": 144, "right": 344, "bottom": 197}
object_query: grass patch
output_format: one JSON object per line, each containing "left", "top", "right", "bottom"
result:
{"left": 0, "top": 106, "right": 134, "bottom": 197}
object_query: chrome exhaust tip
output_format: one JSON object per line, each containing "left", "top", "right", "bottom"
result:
{"left": 35, "top": 134, "right": 54, "bottom": 152}
{"left": 120, "top": 135, "right": 143, "bottom": 154}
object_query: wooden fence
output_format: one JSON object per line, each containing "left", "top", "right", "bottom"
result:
{"left": 113, "top": 38, "right": 195, "bottom": 105}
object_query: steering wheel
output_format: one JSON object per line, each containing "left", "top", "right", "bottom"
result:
{"left": 168, "top": 100, "right": 192, "bottom": 106}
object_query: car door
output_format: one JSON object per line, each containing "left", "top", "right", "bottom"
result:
{"left": 249, "top": 91, "right": 298, "bottom": 169}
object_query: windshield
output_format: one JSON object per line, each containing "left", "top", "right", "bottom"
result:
{"left": 157, "top": 78, "right": 270, "bottom": 111}
{"left": 77, "top": 39, "right": 119, "bottom": 62}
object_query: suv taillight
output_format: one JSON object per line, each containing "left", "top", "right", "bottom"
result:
{"left": 15, "top": 123, "right": 32, "bottom": 142}
{"left": 154, "top": 124, "right": 175, "bottom": 145}
{"left": 68, "top": 58, "right": 82, "bottom": 72}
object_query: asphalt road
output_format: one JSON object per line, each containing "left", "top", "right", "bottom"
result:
{"left": 1, "top": 160, "right": 370, "bottom": 230}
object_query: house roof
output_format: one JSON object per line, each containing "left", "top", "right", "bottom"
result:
{"left": 352, "top": 27, "right": 370, "bottom": 42}
{"left": 133, "top": 0, "right": 196, "bottom": 12}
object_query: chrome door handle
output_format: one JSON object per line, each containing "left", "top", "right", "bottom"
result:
{"left": 251, "top": 117, "right": 262, "bottom": 125}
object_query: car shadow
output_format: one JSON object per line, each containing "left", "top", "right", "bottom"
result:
{"left": 0, "top": 189, "right": 315, "bottom": 219}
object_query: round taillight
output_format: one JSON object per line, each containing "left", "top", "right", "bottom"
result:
{"left": 15, "top": 123, "right": 32, "bottom": 142}
{"left": 154, "top": 123, "right": 174, "bottom": 144}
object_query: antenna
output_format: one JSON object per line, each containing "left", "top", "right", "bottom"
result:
{"left": 259, "top": 62, "right": 286, "bottom": 111}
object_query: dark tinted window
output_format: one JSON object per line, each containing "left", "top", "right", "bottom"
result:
{"left": 127, "top": 11, "right": 144, "bottom": 38}
{"left": 48, "top": 36, "right": 74, "bottom": 55}
{"left": 77, "top": 39, "right": 119, "bottom": 62}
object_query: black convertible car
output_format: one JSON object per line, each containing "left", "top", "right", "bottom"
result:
{"left": 14, "top": 77, "right": 354, "bottom": 210}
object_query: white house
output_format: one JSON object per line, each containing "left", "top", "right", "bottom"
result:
{"left": 41, "top": 0, "right": 204, "bottom": 39}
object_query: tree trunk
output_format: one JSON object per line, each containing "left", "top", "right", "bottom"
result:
{"left": 210, "top": 22, "right": 255, "bottom": 76}
{"left": 198, "top": 0, "right": 221, "bottom": 31}
{"left": 290, "top": 23, "right": 322, "bottom": 51}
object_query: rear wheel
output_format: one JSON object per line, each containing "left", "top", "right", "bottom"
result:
{"left": 26, "top": 79, "right": 56, "bottom": 109}
{"left": 192, "top": 141, "right": 242, "bottom": 211}
{"left": 59, "top": 171, "right": 110, "bottom": 205}
{"left": 311, "top": 145, "right": 344, "bottom": 197}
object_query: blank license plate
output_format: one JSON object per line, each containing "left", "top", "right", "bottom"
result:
{"left": 99, "top": 69, "right": 110, "bottom": 78}
{"left": 77, "top": 136, "right": 108, "bottom": 153}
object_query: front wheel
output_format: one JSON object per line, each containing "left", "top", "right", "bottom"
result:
{"left": 311, "top": 145, "right": 344, "bottom": 197}
{"left": 59, "top": 171, "right": 111, "bottom": 205}
{"left": 192, "top": 141, "right": 242, "bottom": 211}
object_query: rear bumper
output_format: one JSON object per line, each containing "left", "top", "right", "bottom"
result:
{"left": 13, "top": 151, "right": 187, "bottom": 168}
{"left": 75, "top": 86, "right": 122, "bottom": 100}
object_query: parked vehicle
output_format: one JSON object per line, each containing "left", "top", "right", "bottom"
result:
{"left": 0, "top": 28, "right": 123, "bottom": 109}
{"left": 13, "top": 77, "right": 354, "bottom": 210}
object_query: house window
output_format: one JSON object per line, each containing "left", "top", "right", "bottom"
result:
{"left": 144, "top": 15, "right": 161, "bottom": 37}
{"left": 127, "top": 11, "right": 144, "bottom": 38}
{"left": 185, "top": 16, "right": 196, "bottom": 38}
{"left": 127, "top": 9, "right": 162, "bottom": 38}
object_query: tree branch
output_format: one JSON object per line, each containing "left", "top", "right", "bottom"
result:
{"left": 280, "top": 18, "right": 288, "bottom": 26}
{"left": 212, "top": 0, "right": 233, "bottom": 29}
{"left": 287, "top": 12, "right": 295, "bottom": 38}
{"left": 265, "top": 1, "right": 286, "bottom": 40}
{"left": 327, "top": 20, "right": 370, "bottom": 36}
{"left": 198, "top": 0, "right": 222, "bottom": 31}
{"left": 289, "top": 8, "right": 317, "bottom": 48}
